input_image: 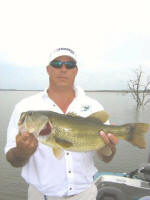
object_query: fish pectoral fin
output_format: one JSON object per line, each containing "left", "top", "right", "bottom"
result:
{"left": 88, "top": 110, "right": 109, "bottom": 123}
{"left": 54, "top": 137, "right": 73, "bottom": 148}
{"left": 52, "top": 147, "right": 64, "bottom": 159}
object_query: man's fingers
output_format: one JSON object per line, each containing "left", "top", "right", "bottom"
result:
{"left": 99, "top": 131, "right": 110, "bottom": 145}
{"left": 24, "top": 134, "right": 37, "bottom": 146}
{"left": 16, "top": 132, "right": 37, "bottom": 146}
{"left": 107, "top": 133, "right": 118, "bottom": 145}
{"left": 31, "top": 139, "right": 38, "bottom": 149}
{"left": 99, "top": 131, "right": 118, "bottom": 146}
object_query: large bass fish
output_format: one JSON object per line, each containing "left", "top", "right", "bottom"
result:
{"left": 18, "top": 110, "right": 149, "bottom": 159}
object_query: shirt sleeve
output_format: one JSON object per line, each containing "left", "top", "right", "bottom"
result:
{"left": 4, "top": 105, "right": 21, "bottom": 154}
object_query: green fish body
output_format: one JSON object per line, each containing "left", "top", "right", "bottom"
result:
{"left": 18, "top": 110, "right": 149, "bottom": 159}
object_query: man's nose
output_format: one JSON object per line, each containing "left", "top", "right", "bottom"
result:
{"left": 61, "top": 64, "right": 67, "bottom": 71}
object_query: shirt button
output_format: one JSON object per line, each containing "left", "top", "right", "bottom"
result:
{"left": 69, "top": 187, "right": 72, "bottom": 190}
{"left": 53, "top": 104, "right": 56, "bottom": 107}
{"left": 66, "top": 152, "right": 70, "bottom": 155}
{"left": 68, "top": 170, "right": 71, "bottom": 173}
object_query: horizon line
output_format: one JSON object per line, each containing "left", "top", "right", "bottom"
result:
{"left": 1, "top": 89, "right": 150, "bottom": 93}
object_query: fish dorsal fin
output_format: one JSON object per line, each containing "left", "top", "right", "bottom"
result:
{"left": 88, "top": 110, "right": 109, "bottom": 123}
{"left": 55, "top": 137, "right": 73, "bottom": 148}
{"left": 52, "top": 147, "right": 64, "bottom": 159}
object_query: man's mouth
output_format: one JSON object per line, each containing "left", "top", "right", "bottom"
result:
{"left": 58, "top": 76, "right": 68, "bottom": 80}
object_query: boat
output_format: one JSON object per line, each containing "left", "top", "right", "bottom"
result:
{"left": 94, "top": 164, "right": 150, "bottom": 200}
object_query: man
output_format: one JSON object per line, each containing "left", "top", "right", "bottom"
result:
{"left": 5, "top": 47, "right": 118, "bottom": 200}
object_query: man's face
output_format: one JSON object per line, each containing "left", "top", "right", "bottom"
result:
{"left": 47, "top": 55, "right": 78, "bottom": 89}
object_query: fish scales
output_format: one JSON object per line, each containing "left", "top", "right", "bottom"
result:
{"left": 50, "top": 113, "right": 105, "bottom": 151}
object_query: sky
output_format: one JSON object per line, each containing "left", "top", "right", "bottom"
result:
{"left": 0, "top": 0, "right": 150, "bottom": 90}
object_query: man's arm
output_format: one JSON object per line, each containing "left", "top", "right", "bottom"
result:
{"left": 6, "top": 132, "right": 38, "bottom": 168}
{"left": 97, "top": 131, "right": 118, "bottom": 163}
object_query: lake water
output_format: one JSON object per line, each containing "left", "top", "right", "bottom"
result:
{"left": 1, "top": 90, "right": 150, "bottom": 200}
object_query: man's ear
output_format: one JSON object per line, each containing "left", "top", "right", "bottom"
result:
{"left": 75, "top": 67, "right": 78, "bottom": 75}
{"left": 47, "top": 65, "right": 50, "bottom": 74}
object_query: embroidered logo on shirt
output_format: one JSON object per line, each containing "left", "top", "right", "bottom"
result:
{"left": 81, "top": 105, "right": 90, "bottom": 112}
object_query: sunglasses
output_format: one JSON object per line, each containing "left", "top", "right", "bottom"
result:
{"left": 50, "top": 60, "right": 77, "bottom": 69}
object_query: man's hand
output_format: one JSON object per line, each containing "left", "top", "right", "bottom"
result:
{"left": 16, "top": 132, "right": 38, "bottom": 159}
{"left": 97, "top": 131, "right": 118, "bottom": 163}
{"left": 6, "top": 132, "right": 38, "bottom": 168}
{"left": 100, "top": 131, "right": 118, "bottom": 154}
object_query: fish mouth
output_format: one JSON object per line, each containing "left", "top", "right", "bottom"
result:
{"left": 39, "top": 122, "right": 52, "bottom": 136}
{"left": 18, "top": 113, "right": 26, "bottom": 126}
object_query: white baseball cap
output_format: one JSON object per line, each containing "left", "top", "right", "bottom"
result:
{"left": 49, "top": 47, "right": 77, "bottom": 64}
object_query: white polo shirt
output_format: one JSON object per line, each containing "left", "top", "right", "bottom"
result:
{"left": 5, "top": 86, "right": 105, "bottom": 197}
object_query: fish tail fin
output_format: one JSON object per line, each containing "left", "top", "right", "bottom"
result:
{"left": 126, "top": 123, "right": 149, "bottom": 148}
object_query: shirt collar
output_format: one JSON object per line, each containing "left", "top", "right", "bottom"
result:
{"left": 74, "top": 85, "right": 85, "bottom": 99}
{"left": 41, "top": 88, "right": 49, "bottom": 99}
